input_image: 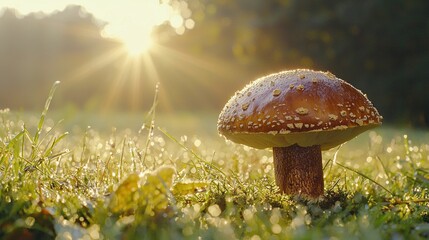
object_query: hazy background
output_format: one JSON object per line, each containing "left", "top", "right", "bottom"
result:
{"left": 0, "top": 0, "right": 428, "bottom": 127}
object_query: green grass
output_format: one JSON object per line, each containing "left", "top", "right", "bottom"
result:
{"left": 1, "top": 83, "right": 429, "bottom": 239}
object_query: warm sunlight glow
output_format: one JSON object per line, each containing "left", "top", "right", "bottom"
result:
{"left": 1, "top": 0, "right": 196, "bottom": 110}
{"left": 2, "top": 0, "right": 185, "bottom": 55}
{"left": 100, "top": 1, "right": 173, "bottom": 55}
{"left": 120, "top": 30, "right": 154, "bottom": 55}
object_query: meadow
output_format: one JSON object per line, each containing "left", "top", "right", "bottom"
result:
{"left": 1, "top": 84, "right": 429, "bottom": 239}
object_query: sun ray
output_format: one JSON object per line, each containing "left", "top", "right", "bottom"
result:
{"left": 140, "top": 50, "right": 172, "bottom": 111}
{"left": 129, "top": 55, "right": 142, "bottom": 110}
{"left": 102, "top": 54, "right": 134, "bottom": 111}
{"left": 149, "top": 44, "right": 252, "bottom": 109}
{"left": 65, "top": 47, "right": 124, "bottom": 83}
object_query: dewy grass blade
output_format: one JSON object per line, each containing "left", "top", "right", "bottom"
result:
{"left": 141, "top": 82, "right": 159, "bottom": 168}
{"left": 33, "top": 81, "right": 60, "bottom": 148}
{"left": 335, "top": 161, "right": 395, "bottom": 196}
{"left": 159, "top": 127, "right": 228, "bottom": 179}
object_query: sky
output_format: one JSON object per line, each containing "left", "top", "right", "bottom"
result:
{"left": 0, "top": 0, "right": 191, "bottom": 53}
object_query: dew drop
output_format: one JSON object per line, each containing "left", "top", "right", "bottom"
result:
{"left": 243, "top": 209, "right": 254, "bottom": 221}
{"left": 208, "top": 204, "right": 222, "bottom": 217}
{"left": 194, "top": 139, "right": 201, "bottom": 147}
{"left": 272, "top": 89, "right": 281, "bottom": 96}
{"left": 386, "top": 147, "right": 392, "bottom": 153}
{"left": 296, "top": 85, "right": 305, "bottom": 91}
{"left": 272, "top": 224, "right": 282, "bottom": 234}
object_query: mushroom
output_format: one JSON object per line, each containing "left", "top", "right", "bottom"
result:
{"left": 217, "top": 69, "right": 382, "bottom": 198}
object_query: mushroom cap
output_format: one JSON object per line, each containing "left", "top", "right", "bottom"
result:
{"left": 217, "top": 69, "right": 383, "bottom": 150}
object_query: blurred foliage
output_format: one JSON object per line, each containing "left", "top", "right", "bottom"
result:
{"left": 0, "top": 0, "right": 428, "bottom": 126}
{"left": 180, "top": 0, "right": 429, "bottom": 126}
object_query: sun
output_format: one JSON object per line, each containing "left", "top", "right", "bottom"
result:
{"left": 99, "top": 1, "right": 173, "bottom": 56}
{"left": 121, "top": 31, "right": 154, "bottom": 55}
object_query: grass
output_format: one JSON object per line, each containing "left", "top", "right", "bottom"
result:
{"left": 1, "top": 83, "right": 429, "bottom": 239}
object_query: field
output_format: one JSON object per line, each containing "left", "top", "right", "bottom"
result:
{"left": 1, "top": 88, "right": 429, "bottom": 239}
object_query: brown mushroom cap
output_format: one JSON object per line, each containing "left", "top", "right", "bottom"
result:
{"left": 218, "top": 69, "right": 383, "bottom": 150}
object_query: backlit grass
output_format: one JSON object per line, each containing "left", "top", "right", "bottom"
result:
{"left": 1, "top": 83, "right": 429, "bottom": 239}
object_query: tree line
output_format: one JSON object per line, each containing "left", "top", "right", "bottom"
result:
{"left": 0, "top": 0, "right": 428, "bottom": 126}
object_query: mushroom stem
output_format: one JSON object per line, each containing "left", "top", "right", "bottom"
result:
{"left": 273, "top": 144, "right": 323, "bottom": 198}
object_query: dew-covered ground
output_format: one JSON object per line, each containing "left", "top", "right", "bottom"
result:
{"left": 1, "top": 108, "right": 429, "bottom": 239}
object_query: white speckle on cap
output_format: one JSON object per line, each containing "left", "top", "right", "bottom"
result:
{"left": 356, "top": 119, "right": 364, "bottom": 126}
{"left": 333, "top": 125, "right": 348, "bottom": 130}
{"left": 279, "top": 129, "right": 291, "bottom": 134}
{"left": 294, "top": 123, "right": 303, "bottom": 129}
{"left": 295, "top": 107, "right": 309, "bottom": 115}
{"left": 328, "top": 114, "right": 338, "bottom": 121}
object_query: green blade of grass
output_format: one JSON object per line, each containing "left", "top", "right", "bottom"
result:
{"left": 335, "top": 161, "right": 395, "bottom": 196}
{"left": 158, "top": 127, "right": 227, "bottom": 179}
{"left": 33, "top": 81, "right": 60, "bottom": 154}
{"left": 140, "top": 82, "right": 159, "bottom": 168}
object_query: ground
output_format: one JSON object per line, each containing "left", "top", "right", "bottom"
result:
{"left": 1, "top": 100, "right": 429, "bottom": 239}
